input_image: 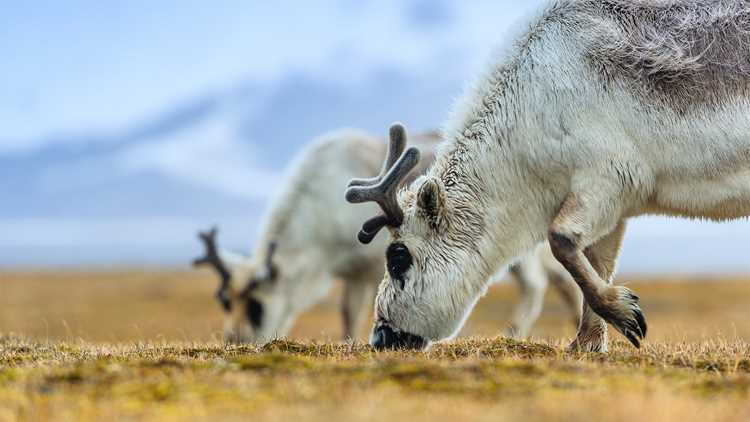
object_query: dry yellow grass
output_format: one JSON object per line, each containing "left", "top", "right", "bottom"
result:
{"left": 1, "top": 270, "right": 750, "bottom": 421}
{"left": 3, "top": 270, "right": 750, "bottom": 342}
{"left": 1, "top": 337, "right": 749, "bottom": 421}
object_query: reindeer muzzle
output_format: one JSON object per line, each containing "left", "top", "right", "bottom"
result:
{"left": 370, "top": 323, "right": 426, "bottom": 351}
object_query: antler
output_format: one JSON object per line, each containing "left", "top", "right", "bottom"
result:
{"left": 264, "top": 241, "right": 278, "bottom": 280}
{"left": 193, "top": 226, "right": 232, "bottom": 310}
{"left": 345, "top": 123, "right": 421, "bottom": 244}
{"left": 238, "top": 241, "right": 279, "bottom": 298}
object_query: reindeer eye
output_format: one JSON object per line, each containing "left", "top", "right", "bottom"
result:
{"left": 386, "top": 243, "right": 412, "bottom": 289}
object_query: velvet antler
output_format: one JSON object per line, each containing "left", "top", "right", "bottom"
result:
{"left": 193, "top": 226, "right": 232, "bottom": 311}
{"left": 345, "top": 123, "right": 421, "bottom": 243}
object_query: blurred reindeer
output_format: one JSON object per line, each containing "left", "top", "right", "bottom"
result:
{"left": 194, "top": 129, "right": 580, "bottom": 343}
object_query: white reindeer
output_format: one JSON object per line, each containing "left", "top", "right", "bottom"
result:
{"left": 193, "top": 129, "right": 580, "bottom": 343}
{"left": 346, "top": 0, "right": 750, "bottom": 352}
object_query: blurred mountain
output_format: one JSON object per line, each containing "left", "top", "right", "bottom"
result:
{"left": 3, "top": 0, "right": 749, "bottom": 272}
{"left": 0, "top": 62, "right": 464, "bottom": 266}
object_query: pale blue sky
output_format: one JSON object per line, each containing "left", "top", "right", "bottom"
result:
{"left": 0, "top": 1, "right": 536, "bottom": 150}
{"left": 2, "top": 1, "right": 750, "bottom": 272}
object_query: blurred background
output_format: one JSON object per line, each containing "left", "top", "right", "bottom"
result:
{"left": 1, "top": 1, "right": 750, "bottom": 344}
{"left": 3, "top": 0, "right": 750, "bottom": 271}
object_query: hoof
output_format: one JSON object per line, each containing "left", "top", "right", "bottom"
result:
{"left": 567, "top": 338, "right": 607, "bottom": 353}
{"left": 567, "top": 323, "right": 609, "bottom": 353}
{"left": 594, "top": 286, "right": 647, "bottom": 348}
{"left": 505, "top": 324, "right": 524, "bottom": 340}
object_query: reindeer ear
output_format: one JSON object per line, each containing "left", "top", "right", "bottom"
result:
{"left": 417, "top": 177, "right": 445, "bottom": 225}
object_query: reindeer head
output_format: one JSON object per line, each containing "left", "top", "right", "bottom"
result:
{"left": 193, "top": 227, "right": 283, "bottom": 344}
{"left": 346, "top": 123, "right": 483, "bottom": 350}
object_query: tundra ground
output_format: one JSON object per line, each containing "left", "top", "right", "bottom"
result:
{"left": 0, "top": 271, "right": 749, "bottom": 421}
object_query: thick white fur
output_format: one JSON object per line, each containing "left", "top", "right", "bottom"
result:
{"left": 216, "top": 129, "right": 578, "bottom": 343}
{"left": 372, "top": 0, "right": 750, "bottom": 347}
{"left": 507, "top": 244, "right": 582, "bottom": 339}
{"left": 221, "top": 129, "right": 387, "bottom": 343}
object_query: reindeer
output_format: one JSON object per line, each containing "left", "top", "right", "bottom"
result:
{"left": 346, "top": 0, "right": 750, "bottom": 352}
{"left": 506, "top": 244, "right": 581, "bottom": 338}
{"left": 193, "top": 129, "right": 581, "bottom": 343}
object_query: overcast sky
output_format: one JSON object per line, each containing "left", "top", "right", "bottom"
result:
{"left": 0, "top": 1, "right": 537, "bottom": 151}
{"left": 3, "top": 1, "right": 750, "bottom": 272}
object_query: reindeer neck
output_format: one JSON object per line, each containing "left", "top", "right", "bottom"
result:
{"left": 433, "top": 57, "right": 560, "bottom": 293}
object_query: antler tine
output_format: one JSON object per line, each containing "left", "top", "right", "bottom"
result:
{"left": 193, "top": 226, "right": 233, "bottom": 312}
{"left": 265, "top": 241, "right": 277, "bottom": 267}
{"left": 357, "top": 215, "right": 390, "bottom": 244}
{"left": 346, "top": 147, "right": 420, "bottom": 219}
{"left": 193, "top": 226, "right": 217, "bottom": 266}
{"left": 345, "top": 123, "right": 421, "bottom": 244}
{"left": 237, "top": 241, "right": 279, "bottom": 298}
{"left": 193, "top": 226, "right": 230, "bottom": 279}
{"left": 347, "top": 123, "right": 407, "bottom": 188}
{"left": 198, "top": 226, "right": 218, "bottom": 243}
{"left": 264, "top": 240, "right": 278, "bottom": 279}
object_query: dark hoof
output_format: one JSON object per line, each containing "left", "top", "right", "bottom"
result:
{"left": 568, "top": 338, "right": 607, "bottom": 353}
{"left": 599, "top": 286, "right": 647, "bottom": 348}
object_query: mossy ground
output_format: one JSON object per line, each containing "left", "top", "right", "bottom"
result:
{"left": 1, "top": 271, "right": 750, "bottom": 421}
{"left": 1, "top": 336, "right": 749, "bottom": 421}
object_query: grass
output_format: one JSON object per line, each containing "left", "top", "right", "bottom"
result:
{"left": 1, "top": 270, "right": 750, "bottom": 420}
{"left": 1, "top": 336, "right": 750, "bottom": 421}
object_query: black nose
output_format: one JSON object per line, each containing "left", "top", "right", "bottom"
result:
{"left": 370, "top": 323, "right": 426, "bottom": 350}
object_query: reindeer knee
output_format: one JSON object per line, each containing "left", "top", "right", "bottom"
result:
{"left": 548, "top": 229, "right": 580, "bottom": 263}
